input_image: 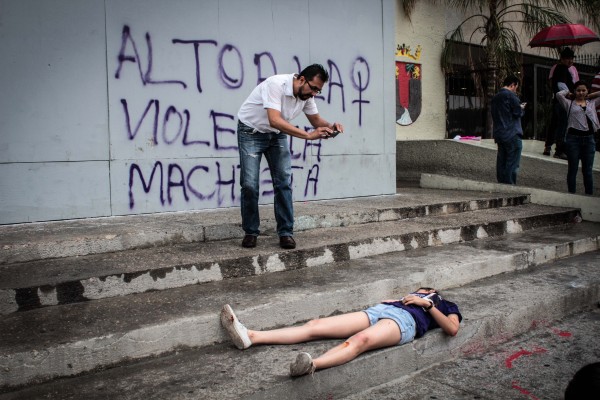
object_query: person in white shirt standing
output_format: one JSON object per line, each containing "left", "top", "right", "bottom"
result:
{"left": 237, "top": 64, "right": 344, "bottom": 249}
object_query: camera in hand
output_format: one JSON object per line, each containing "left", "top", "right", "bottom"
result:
{"left": 329, "top": 130, "right": 341, "bottom": 138}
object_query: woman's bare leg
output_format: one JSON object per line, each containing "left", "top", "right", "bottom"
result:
{"left": 249, "top": 311, "right": 370, "bottom": 345}
{"left": 312, "top": 318, "right": 401, "bottom": 370}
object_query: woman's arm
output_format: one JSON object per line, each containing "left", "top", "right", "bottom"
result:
{"left": 586, "top": 91, "right": 600, "bottom": 100}
{"left": 428, "top": 308, "right": 460, "bottom": 336}
{"left": 555, "top": 89, "right": 571, "bottom": 110}
{"left": 401, "top": 295, "right": 460, "bottom": 336}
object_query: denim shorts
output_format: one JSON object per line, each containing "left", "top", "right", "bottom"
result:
{"left": 363, "top": 304, "right": 416, "bottom": 345}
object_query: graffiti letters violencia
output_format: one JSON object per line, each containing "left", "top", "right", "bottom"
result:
{"left": 114, "top": 25, "right": 370, "bottom": 210}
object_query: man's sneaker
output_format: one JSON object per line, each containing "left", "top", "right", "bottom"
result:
{"left": 543, "top": 147, "right": 551, "bottom": 156}
{"left": 554, "top": 152, "right": 568, "bottom": 160}
{"left": 290, "top": 352, "right": 316, "bottom": 377}
{"left": 220, "top": 304, "right": 252, "bottom": 350}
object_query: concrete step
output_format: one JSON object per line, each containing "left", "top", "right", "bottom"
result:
{"left": 1, "top": 250, "right": 598, "bottom": 399}
{"left": 0, "top": 223, "right": 598, "bottom": 391}
{"left": 0, "top": 202, "right": 578, "bottom": 314}
{"left": 0, "top": 189, "right": 530, "bottom": 265}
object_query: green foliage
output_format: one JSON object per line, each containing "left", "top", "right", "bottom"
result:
{"left": 439, "top": 2, "right": 570, "bottom": 81}
{"left": 398, "top": 0, "right": 597, "bottom": 136}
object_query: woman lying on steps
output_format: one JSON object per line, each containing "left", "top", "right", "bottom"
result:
{"left": 220, "top": 287, "right": 462, "bottom": 377}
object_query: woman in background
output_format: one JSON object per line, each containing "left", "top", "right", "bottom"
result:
{"left": 556, "top": 81, "right": 600, "bottom": 195}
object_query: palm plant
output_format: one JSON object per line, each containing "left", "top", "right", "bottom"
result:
{"left": 401, "top": 0, "right": 598, "bottom": 137}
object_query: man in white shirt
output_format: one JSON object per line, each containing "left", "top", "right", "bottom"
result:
{"left": 237, "top": 64, "right": 344, "bottom": 249}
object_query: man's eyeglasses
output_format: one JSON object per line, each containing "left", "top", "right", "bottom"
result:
{"left": 304, "top": 81, "right": 322, "bottom": 95}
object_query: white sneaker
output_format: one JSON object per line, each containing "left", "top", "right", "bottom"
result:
{"left": 289, "top": 352, "right": 316, "bottom": 377}
{"left": 220, "top": 304, "right": 252, "bottom": 350}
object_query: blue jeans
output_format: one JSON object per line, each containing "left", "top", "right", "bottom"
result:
{"left": 496, "top": 136, "right": 522, "bottom": 185}
{"left": 237, "top": 121, "right": 294, "bottom": 237}
{"left": 564, "top": 134, "right": 596, "bottom": 195}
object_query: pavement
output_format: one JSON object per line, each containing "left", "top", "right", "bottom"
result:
{"left": 346, "top": 304, "right": 600, "bottom": 400}
{"left": 468, "top": 138, "right": 600, "bottom": 170}
{"left": 396, "top": 139, "right": 600, "bottom": 197}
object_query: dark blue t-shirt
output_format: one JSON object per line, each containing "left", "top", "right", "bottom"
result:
{"left": 383, "top": 293, "right": 462, "bottom": 338}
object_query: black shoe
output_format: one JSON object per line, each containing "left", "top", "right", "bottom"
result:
{"left": 242, "top": 235, "right": 257, "bottom": 248}
{"left": 554, "top": 152, "right": 568, "bottom": 160}
{"left": 543, "top": 147, "right": 551, "bottom": 156}
{"left": 279, "top": 236, "right": 296, "bottom": 249}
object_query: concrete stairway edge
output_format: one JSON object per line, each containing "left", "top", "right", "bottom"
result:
{"left": 1, "top": 232, "right": 598, "bottom": 390}
{"left": 0, "top": 205, "right": 578, "bottom": 314}
{"left": 420, "top": 173, "right": 599, "bottom": 222}
{"left": 0, "top": 193, "right": 531, "bottom": 265}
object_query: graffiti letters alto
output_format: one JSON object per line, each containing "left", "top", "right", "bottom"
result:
{"left": 113, "top": 25, "right": 371, "bottom": 210}
{"left": 395, "top": 44, "right": 422, "bottom": 126}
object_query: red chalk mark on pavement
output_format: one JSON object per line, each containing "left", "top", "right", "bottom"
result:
{"left": 511, "top": 381, "right": 540, "bottom": 400}
{"left": 505, "top": 347, "right": 547, "bottom": 369}
{"left": 530, "top": 320, "right": 549, "bottom": 329}
{"left": 552, "top": 328, "right": 572, "bottom": 337}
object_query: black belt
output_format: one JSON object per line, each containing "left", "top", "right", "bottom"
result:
{"left": 567, "top": 127, "right": 594, "bottom": 137}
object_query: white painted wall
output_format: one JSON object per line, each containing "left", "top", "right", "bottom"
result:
{"left": 394, "top": 5, "right": 447, "bottom": 140}
{"left": 0, "top": 0, "right": 396, "bottom": 224}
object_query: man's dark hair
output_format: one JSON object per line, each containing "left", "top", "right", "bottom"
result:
{"left": 560, "top": 47, "right": 575, "bottom": 59}
{"left": 565, "top": 362, "right": 600, "bottom": 399}
{"left": 502, "top": 76, "right": 520, "bottom": 87}
{"left": 299, "top": 64, "right": 329, "bottom": 83}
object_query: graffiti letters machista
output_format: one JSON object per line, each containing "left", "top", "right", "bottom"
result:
{"left": 113, "top": 25, "right": 371, "bottom": 211}
{"left": 395, "top": 44, "right": 422, "bottom": 126}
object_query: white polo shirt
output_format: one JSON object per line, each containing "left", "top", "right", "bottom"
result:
{"left": 237, "top": 73, "right": 319, "bottom": 133}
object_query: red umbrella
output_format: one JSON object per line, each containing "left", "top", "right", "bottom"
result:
{"left": 529, "top": 23, "right": 600, "bottom": 48}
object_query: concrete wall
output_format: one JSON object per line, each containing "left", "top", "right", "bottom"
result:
{"left": 394, "top": 5, "right": 446, "bottom": 141}
{"left": 0, "top": 0, "right": 396, "bottom": 224}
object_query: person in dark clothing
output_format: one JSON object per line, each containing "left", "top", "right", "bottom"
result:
{"left": 220, "top": 287, "right": 461, "bottom": 376}
{"left": 564, "top": 362, "right": 600, "bottom": 399}
{"left": 545, "top": 47, "right": 577, "bottom": 158}
{"left": 491, "top": 76, "right": 525, "bottom": 185}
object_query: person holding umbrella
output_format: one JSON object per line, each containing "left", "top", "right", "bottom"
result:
{"left": 592, "top": 70, "right": 600, "bottom": 151}
{"left": 528, "top": 23, "right": 600, "bottom": 157}
{"left": 545, "top": 47, "right": 577, "bottom": 159}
